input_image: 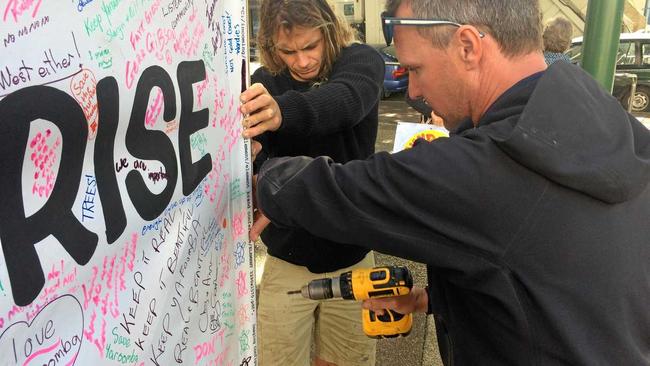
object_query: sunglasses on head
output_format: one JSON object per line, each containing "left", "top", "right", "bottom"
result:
{"left": 381, "top": 11, "right": 485, "bottom": 46}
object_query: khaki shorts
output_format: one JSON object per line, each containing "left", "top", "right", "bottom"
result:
{"left": 257, "top": 252, "right": 377, "bottom": 366}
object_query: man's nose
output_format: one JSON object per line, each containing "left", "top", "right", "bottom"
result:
{"left": 295, "top": 52, "right": 310, "bottom": 68}
{"left": 408, "top": 79, "right": 421, "bottom": 100}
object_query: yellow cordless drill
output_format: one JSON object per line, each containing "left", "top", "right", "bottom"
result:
{"left": 288, "top": 266, "right": 413, "bottom": 338}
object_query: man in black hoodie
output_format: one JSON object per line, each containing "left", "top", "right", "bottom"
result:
{"left": 250, "top": 0, "right": 650, "bottom": 364}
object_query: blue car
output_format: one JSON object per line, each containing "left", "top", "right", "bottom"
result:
{"left": 374, "top": 44, "right": 409, "bottom": 98}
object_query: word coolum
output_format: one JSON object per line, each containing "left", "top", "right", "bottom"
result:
{"left": 0, "top": 60, "right": 212, "bottom": 306}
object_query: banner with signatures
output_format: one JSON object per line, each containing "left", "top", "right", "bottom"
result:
{"left": 0, "top": 0, "right": 256, "bottom": 365}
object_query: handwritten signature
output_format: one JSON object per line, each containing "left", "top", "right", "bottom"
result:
{"left": 3, "top": 0, "right": 42, "bottom": 22}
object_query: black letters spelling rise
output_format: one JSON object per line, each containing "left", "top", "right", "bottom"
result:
{"left": 0, "top": 60, "right": 213, "bottom": 306}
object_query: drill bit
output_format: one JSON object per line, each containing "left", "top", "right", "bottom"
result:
{"left": 287, "top": 290, "right": 301, "bottom": 295}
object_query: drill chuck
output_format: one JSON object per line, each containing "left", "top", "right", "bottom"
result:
{"left": 300, "top": 278, "right": 342, "bottom": 299}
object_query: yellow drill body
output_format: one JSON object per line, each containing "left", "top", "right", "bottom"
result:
{"left": 295, "top": 266, "right": 413, "bottom": 338}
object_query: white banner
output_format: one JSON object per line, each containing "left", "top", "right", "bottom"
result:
{"left": 0, "top": 0, "right": 256, "bottom": 365}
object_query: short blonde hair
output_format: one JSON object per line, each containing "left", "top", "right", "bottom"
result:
{"left": 257, "top": 0, "right": 356, "bottom": 81}
{"left": 543, "top": 17, "right": 573, "bottom": 53}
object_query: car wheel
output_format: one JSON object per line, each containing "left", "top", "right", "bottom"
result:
{"left": 624, "top": 85, "right": 650, "bottom": 112}
{"left": 381, "top": 88, "right": 391, "bottom": 99}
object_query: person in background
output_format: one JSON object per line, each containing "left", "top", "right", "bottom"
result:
{"left": 250, "top": 0, "right": 650, "bottom": 364}
{"left": 542, "top": 16, "right": 573, "bottom": 65}
{"left": 239, "top": 0, "right": 384, "bottom": 365}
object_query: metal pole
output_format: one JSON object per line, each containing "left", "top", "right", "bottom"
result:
{"left": 581, "top": 0, "right": 625, "bottom": 93}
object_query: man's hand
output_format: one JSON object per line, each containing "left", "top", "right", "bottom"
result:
{"left": 251, "top": 140, "right": 262, "bottom": 162}
{"left": 362, "top": 287, "right": 429, "bottom": 316}
{"left": 240, "top": 83, "right": 282, "bottom": 139}
{"left": 249, "top": 172, "right": 271, "bottom": 242}
{"left": 430, "top": 111, "right": 445, "bottom": 127}
{"left": 249, "top": 210, "right": 271, "bottom": 242}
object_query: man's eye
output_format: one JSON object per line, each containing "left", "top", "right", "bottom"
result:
{"left": 279, "top": 50, "right": 295, "bottom": 55}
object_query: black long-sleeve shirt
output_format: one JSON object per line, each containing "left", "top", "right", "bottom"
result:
{"left": 252, "top": 43, "right": 384, "bottom": 272}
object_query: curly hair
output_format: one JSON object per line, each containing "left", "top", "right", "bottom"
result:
{"left": 542, "top": 17, "right": 573, "bottom": 53}
{"left": 257, "top": 0, "right": 357, "bottom": 81}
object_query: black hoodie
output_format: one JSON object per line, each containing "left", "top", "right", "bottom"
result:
{"left": 256, "top": 62, "right": 650, "bottom": 365}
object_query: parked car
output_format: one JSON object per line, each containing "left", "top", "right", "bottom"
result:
{"left": 373, "top": 44, "right": 409, "bottom": 99}
{"left": 566, "top": 33, "right": 650, "bottom": 112}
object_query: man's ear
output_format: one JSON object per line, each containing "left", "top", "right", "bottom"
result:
{"left": 455, "top": 26, "right": 483, "bottom": 70}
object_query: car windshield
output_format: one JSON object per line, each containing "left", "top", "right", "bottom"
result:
{"left": 566, "top": 41, "right": 637, "bottom": 65}
{"left": 566, "top": 43, "right": 583, "bottom": 63}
